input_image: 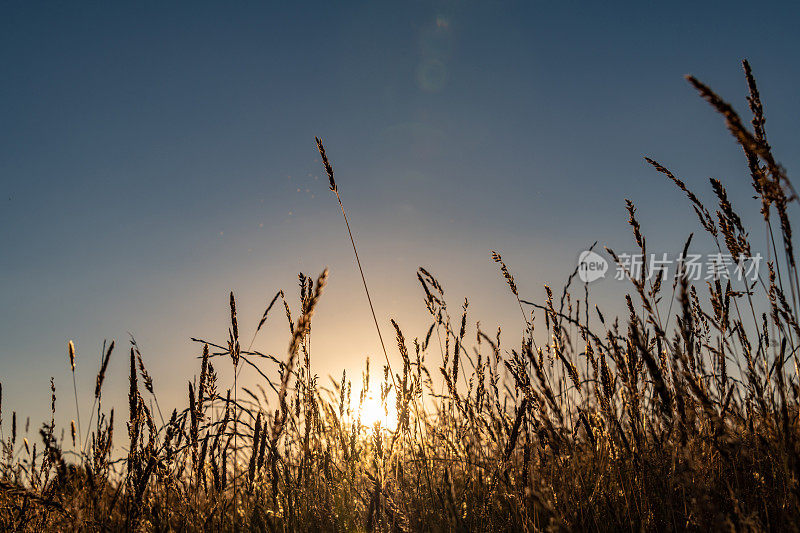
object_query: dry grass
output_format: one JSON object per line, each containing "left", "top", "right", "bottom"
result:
{"left": 2, "top": 60, "right": 800, "bottom": 531}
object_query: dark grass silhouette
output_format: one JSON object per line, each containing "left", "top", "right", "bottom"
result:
{"left": 2, "top": 60, "right": 800, "bottom": 532}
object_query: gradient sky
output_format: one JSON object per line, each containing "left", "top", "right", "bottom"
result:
{"left": 2, "top": 1, "right": 800, "bottom": 428}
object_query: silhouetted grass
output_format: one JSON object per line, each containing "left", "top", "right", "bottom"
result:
{"left": 2, "top": 60, "right": 799, "bottom": 532}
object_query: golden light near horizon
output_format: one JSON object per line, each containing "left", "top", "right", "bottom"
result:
{"left": 4, "top": 0, "right": 799, "bottom": 528}
{"left": 357, "top": 386, "right": 398, "bottom": 431}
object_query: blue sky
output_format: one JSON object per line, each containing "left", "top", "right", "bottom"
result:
{"left": 2, "top": 1, "right": 799, "bottom": 427}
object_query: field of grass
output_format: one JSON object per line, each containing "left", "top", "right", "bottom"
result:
{"left": 2, "top": 60, "right": 800, "bottom": 531}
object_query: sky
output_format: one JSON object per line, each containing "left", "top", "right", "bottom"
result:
{"left": 1, "top": 1, "right": 800, "bottom": 430}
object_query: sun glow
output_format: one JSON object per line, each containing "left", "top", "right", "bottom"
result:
{"left": 358, "top": 388, "right": 398, "bottom": 431}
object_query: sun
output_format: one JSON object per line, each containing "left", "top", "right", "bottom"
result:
{"left": 358, "top": 389, "right": 398, "bottom": 431}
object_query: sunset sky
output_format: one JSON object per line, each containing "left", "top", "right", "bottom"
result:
{"left": 2, "top": 1, "right": 800, "bottom": 426}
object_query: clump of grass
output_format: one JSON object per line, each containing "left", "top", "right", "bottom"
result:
{"left": 1, "top": 60, "right": 800, "bottom": 532}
